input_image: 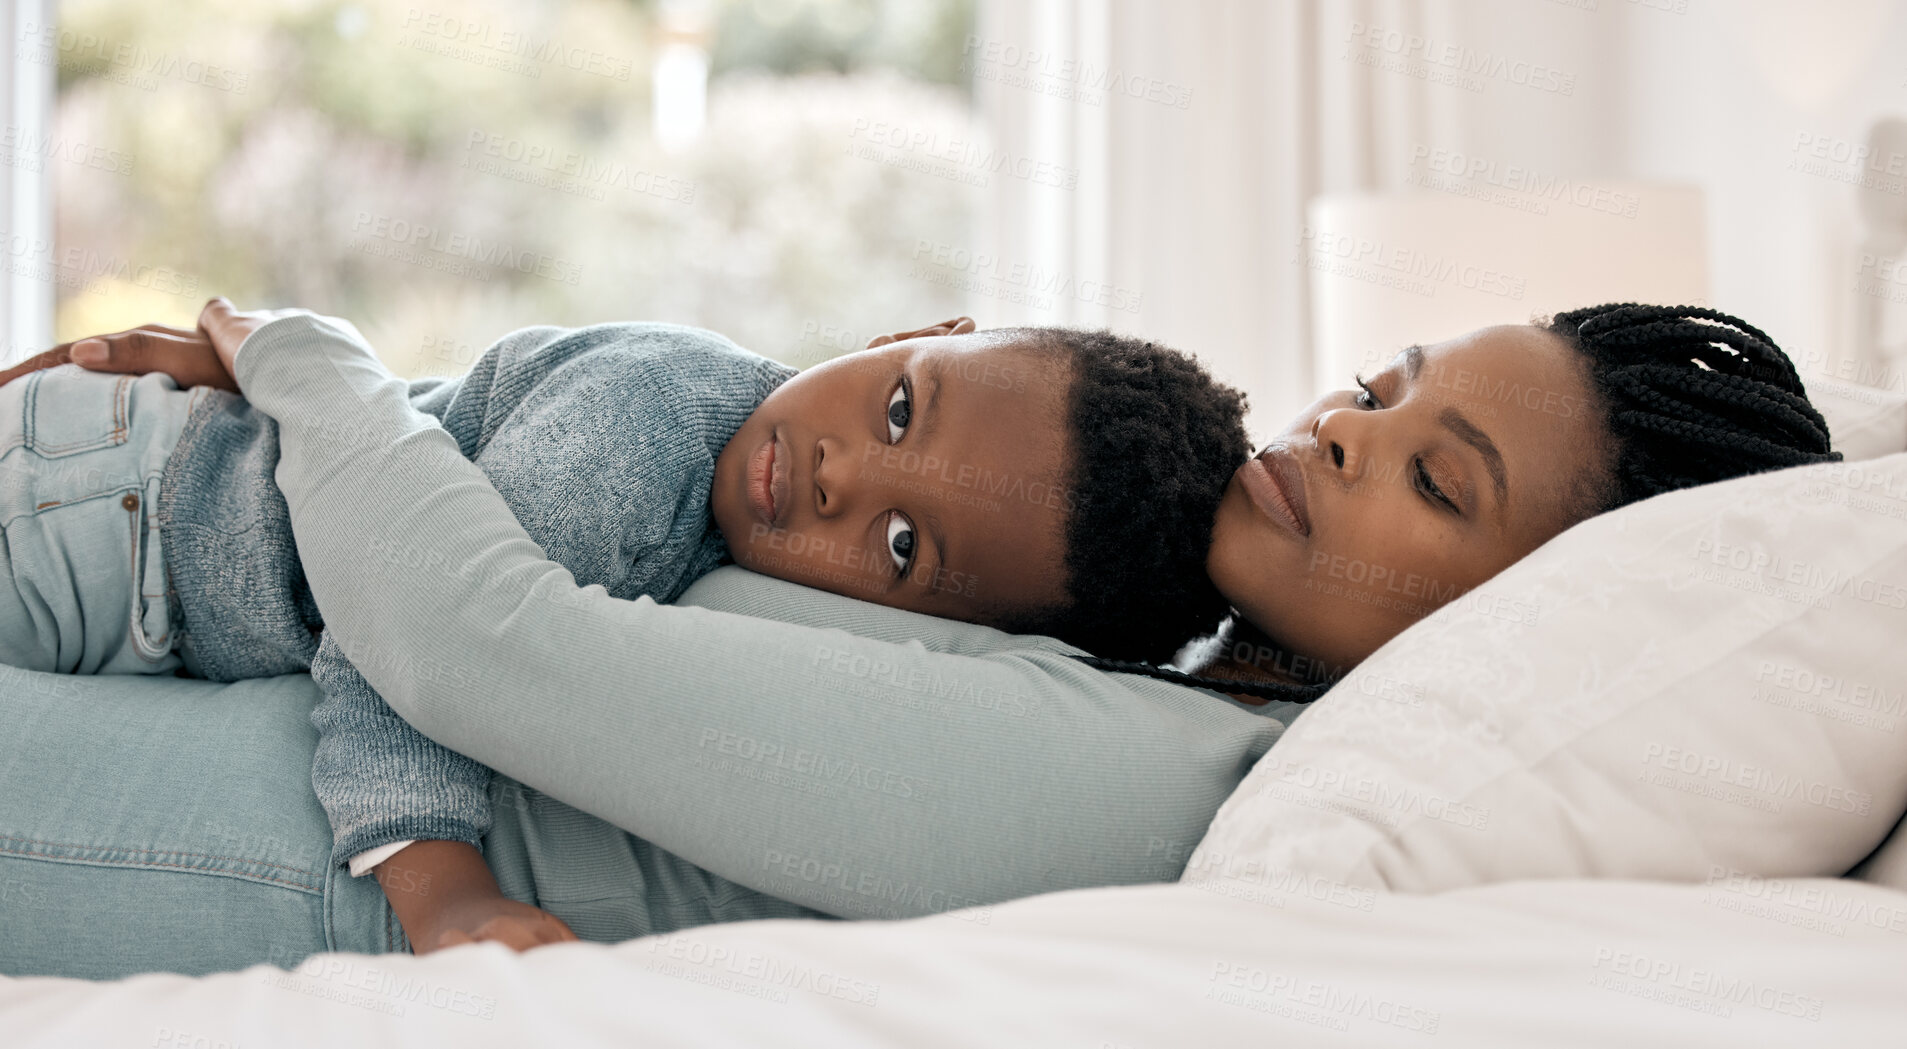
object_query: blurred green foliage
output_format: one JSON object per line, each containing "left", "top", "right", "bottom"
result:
{"left": 49, "top": 0, "right": 975, "bottom": 375}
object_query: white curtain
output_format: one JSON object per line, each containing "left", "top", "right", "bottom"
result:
{"left": 1, "top": 0, "right": 56, "bottom": 362}
{"left": 973, "top": 0, "right": 1623, "bottom": 438}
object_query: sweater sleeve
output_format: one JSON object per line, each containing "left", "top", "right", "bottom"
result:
{"left": 303, "top": 323, "right": 677, "bottom": 871}
{"left": 233, "top": 313, "right": 1288, "bottom": 918}
{"left": 308, "top": 629, "right": 493, "bottom": 866}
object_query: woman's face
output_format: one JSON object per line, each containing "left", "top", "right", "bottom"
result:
{"left": 1207, "top": 324, "right": 1612, "bottom": 673}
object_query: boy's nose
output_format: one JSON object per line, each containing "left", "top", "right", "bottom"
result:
{"left": 812, "top": 435, "right": 856, "bottom": 517}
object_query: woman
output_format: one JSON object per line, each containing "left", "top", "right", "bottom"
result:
{"left": 0, "top": 300, "right": 1835, "bottom": 978}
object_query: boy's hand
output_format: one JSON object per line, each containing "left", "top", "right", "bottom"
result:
{"left": 374, "top": 840, "right": 580, "bottom": 955}
{"left": 422, "top": 896, "right": 581, "bottom": 953}
{"left": 196, "top": 296, "right": 309, "bottom": 382}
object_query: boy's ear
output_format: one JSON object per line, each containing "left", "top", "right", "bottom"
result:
{"left": 865, "top": 316, "right": 976, "bottom": 349}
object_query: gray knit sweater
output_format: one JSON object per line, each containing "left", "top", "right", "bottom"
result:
{"left": 158, "top": 322, "right": 794, "bottom": 864}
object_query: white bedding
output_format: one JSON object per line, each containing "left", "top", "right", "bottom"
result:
{"left": 8, "top": 349, "right": 1906, "bottom": 1046}
{"left": 5, "top": 875, "right": 1903, "bottom": 1047}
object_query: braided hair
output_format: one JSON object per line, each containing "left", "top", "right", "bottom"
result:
{"left": 1077, "top": 303, "right": 1842, "bottom": 707}
{"left": 1542, "top": 303, "right": 1839, "bottom": 513}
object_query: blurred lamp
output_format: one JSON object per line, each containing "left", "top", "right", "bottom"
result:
{"left": 1306, "top": 183, "right": 1708, "bottom": 394}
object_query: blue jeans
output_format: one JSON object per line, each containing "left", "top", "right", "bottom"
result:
{"left": 0, "top": 366, "right": 189, "bottom": 674}
{"left": 0, "top": 366, "right": 401, "bottom": 978}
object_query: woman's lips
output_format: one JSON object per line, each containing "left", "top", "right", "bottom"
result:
{"left": 1239, "top": 446, "right": 1311, "bottom": 538}
{"left": 746, "top": 430, "right": 790, "bottom": 528}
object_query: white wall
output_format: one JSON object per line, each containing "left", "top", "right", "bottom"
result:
{"left": 1612, "top": 0, "right": 1907, "bottom": 384}
{"left": 977, "top": 0, "right": 1907, "bottom": 442}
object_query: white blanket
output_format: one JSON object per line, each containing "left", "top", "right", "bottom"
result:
{"left": 6, "top": 875, "right": 1903, "bottom": 1047}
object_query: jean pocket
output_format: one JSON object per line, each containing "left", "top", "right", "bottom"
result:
{"left": 0, "top": 366, "right": 133, "bottom": 460}
{"left": 128, "top": 473, "right": 174, "bottom": 661}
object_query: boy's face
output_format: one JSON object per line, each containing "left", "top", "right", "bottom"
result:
{"left": 712, "top": 327, "right": 1073, "bottom": 626}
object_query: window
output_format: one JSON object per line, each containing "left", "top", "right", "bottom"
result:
{"left": 41, "top": 0, "right": 976, "bottom": 376}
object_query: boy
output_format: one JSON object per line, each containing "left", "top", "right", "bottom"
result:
{"left": 0, "top": 302, "right": 1250, "bottom": 951}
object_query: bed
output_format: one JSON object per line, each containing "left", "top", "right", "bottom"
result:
{"left": 3, "top": 377, "right": 1905, "bottom": 1046}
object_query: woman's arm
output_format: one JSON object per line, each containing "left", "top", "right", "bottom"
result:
{"left": 228, "top": 311, "right": 1287, "bottom": 917}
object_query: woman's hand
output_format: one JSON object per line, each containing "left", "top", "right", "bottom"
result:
{"left": 0, "top": 298, "right": 311, "bottom": 393}
{"left": 0, "top": 323, "right": 237, "bottom": 391}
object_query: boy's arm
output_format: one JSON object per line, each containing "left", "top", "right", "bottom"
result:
{"left": 307, "top": 630, "right": 573, "bottom": 952}
{"left": 373, "top": 842, "right": 577, "bottom": 953}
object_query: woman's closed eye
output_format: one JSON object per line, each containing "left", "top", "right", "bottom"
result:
{"left": 886, "top": 379, "right": 913, "bottom": 443}
{"left": 1353, "top": 373, "right": 1380, "bottom": 410}
{"left": 884, "top": 512, "right": 917, "bottom": 574}
{"left": 1353, "top": 373, "right": 1461, "bottom": 515}
{"left": 1415, "top": 460, "right": 1458, "bottom": 512}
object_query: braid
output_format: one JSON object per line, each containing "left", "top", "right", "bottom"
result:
{"left": 1545, "top": 303, "right": 1840, "bottom": 511}
{"left": 1068, "top": 655, "right": 1331, "bottom": 705}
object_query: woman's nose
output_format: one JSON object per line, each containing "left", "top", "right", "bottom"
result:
{"left": 1312, "top": 408, "right": 1362, "bottom": 476}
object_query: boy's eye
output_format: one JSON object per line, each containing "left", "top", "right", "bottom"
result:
{"left": 886, "top": 380, "right": 912, "bottom": 443}
{"left": 884, "top": 513, "right": 916, "bottom": 574}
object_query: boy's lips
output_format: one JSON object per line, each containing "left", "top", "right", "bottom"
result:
{"left": 1239, "top": 445, "right": 1311, "bottom": 538}
{"left": 746, "top": 430, "right": 790, "bottom": 529}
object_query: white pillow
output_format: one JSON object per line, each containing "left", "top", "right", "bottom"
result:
{"left": 1185, "top": 452, "right": 1907, "bottom": 895}
{"left": 1810, "top": 374, "right": 1907, "bottom": 461}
